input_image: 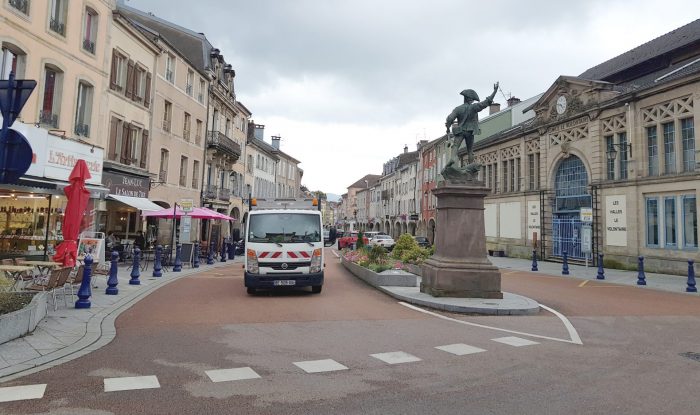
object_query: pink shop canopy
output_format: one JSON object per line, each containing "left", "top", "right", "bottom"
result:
{"left": 141, "top": 206, "right": 234, "bottom": 220}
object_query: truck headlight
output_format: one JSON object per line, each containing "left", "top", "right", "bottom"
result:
{"left": 247, "top": 249, "right": 259, "bottom": 274}
{"left": 310, "top": 248, "right": 322, "bottom": 273}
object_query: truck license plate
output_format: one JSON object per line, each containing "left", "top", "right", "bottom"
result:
{"left": 274, "top": 280, "right": 295, "bottom": 286}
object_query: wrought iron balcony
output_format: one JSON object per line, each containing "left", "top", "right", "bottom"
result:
{"left": 206, "top": 131, "right": 241, "bottom": 160}
{"left": 218, "top": 188, "right": 231, "bottom": 201}
{"left": 74, "top": 123, "right": 89, "bottom": 137}
{"left": 9, "top": 0, "right": 28, "bottom": 14}
{"left": 165, "top": 69, "right": 174, "bottom": 82}
{"left": 204, "top": 185, "right": 218, "bottom": 200}
{"left": 39, "top": 111, "right": 59, "bottom": 128}
{"left": 183, "top": 129, "right": 190, "bottom": 141}
{"left": 185, "top": 84, "right": 193, "bottom": 95}
{"left": 82, "top": 39, "right": 96, "bottom": 54}
{"left": 50, "top": 18, "right": 65, "bottom": 36}
{"left": 158, "top": 170, "right": 167, "bottom": 182}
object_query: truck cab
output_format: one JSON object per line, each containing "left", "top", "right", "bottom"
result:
{"left": 244, "top": 198, "right": 324, "bottom": 294}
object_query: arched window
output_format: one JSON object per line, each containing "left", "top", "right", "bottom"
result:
{"left": 0, "top": 42, "right": 27, "bottom": 79}
{"left": 75, "top": 80, "right": 94, "bottom": 137}
{"left": 40, "top": 64, "right": 64, "bottom": 128}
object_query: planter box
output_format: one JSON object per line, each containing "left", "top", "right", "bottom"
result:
{"left": 0, "top": 292, "right": 48, "bottom": 345}
{"left": 341, "top": 257, "right": 417, "bottom": 287}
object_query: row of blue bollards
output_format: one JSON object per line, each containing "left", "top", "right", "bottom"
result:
{"left": 527, "top": 251, "right": 697, "bottom": 293}
{"left": 76, "top": 241, "right": 235, "bottom": 309}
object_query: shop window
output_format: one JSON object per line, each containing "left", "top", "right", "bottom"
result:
{"left": 82, "top": 7, "right": 98, "bottom": 54}
{"left": 647, "top": 126, "right": 659, "bottom": 176}
{"left": 1, "top": 43, "right": 26, "bottom": 79}
{"left": 48, "top": 0, "right": 67, "bottom": 36}
{"left": 646, "top": 198, "right": 659, "bottom": 247}
{"left": 40, "top": 65, "right": 62, "bottom": 128}
{"left": 664, "top": 197, "right": 677, "bottom": 248}
{"left": 681, "top": 118, "right": 695, "bottom": 173}
{"left": 683, "top": 195, "right": 697, "bottom": 249}
{"left": 74, "top": 81, "right": 93, "bottom": 137}
{"left": 663, "top": 122, "right": 676, "bottom": 174}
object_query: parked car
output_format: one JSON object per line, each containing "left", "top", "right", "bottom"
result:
{"left": 369, "top": 234, "right": 395, "bottom": 250}
{"left": 413, "top": 236, "right": 431, "bottom": 248}
{"left": 337, "top": 232, "right": 369, "bottom": 249}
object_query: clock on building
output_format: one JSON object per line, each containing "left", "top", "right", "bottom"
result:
{"left": 556, "top": 95, "right": 567, "bottom": 115}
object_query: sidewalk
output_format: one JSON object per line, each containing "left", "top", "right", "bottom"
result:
{"left": 0, "top": 258, "right": 242, "bottom": 383}
{"left": 488, "top": 255, "right": 698, "bottom": 295}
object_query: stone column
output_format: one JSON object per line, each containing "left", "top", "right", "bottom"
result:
{"left": 421, "top": 182, "right": 502, "bottom": 299}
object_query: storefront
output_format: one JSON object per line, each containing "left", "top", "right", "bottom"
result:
{"left": 0, "top": 123, "right": 107, "bottom": 260}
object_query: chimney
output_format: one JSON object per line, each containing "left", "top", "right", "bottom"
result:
{"left": 489, "top": 103, "right": 501, "bottom": 115}
{"left": 271, "top": 136, "right": 280, "bottom": 150}
{"left": 404, "top": 144, "right": 408, "bottom": 154}
{"left": 248, "top": 122, "right": 264, "bottom": 141}
{"left": 507, "top": 97, "right": 521, "bottom": 107}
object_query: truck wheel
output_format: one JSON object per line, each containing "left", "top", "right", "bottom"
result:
{"left": 311, "top": 285, "right": 322, "bottom": 294}
{"left": 247, "top": 287, "right": 256, "bottom": 295}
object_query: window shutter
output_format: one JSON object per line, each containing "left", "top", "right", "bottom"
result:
{"left": 144, "top": 72, "right": 151, "bottom": 108}
{"left": 125, "top": 60, "right": 135, "bottom": 99}
{"left": 110, "top": 50, "right": 118, "bottom": 90}
{"left": 140, "top": 130, "right": 149, "bottom": 169}
{"left": 108, "top": 117, "right": 118, "bottom": 160}
{"left": 121, "top": 122, "right": 131, "bottom": 164}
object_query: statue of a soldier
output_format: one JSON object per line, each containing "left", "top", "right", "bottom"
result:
{"left": 445, "top": 82, "right": 499, "bottom": 167}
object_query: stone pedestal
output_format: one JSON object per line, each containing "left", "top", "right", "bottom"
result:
{"left": 421, "top": 182, "right": 502, "bottom": 299}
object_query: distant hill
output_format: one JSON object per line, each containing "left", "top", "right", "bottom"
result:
{"left": 326, "top": 193, "right": 341, "bottom": 202}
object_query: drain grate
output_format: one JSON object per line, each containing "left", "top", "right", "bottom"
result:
{"left": 680, "top": 352, "right": 700, "bottom": 362}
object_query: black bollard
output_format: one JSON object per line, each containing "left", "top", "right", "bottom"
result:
{"left": 686, "top": 260, "right": 697, "bottom": 293}
{"left": 636, "top": 256, "right": 646, "bottom": 285}
{"left": 152, "top": 245, "right": 163, "bottom": 277}
{"left": 531, "top": 250, "right": 538, "bottom": 271}
{"left": 207, "top": 245, "right": 215, "bottom": 265}
{"left": 220, "top": 241, "right": 227, "bottom": 262}
{"left": 173, "top": 243, "right": 182, "bottom": 272}
{"left": 193, "top": 242, "right": 200, "bottom": 268}
{"left": 228, "top": 241, "right": 235, "bottom": 260}
{"left": 75, "top": 255, "right": 93, "bottom": 309}
{"left": 596, "top": 253, "right": 605, "bottom": 279}
{"left": 129, "top": 248, "right": 141, "bottom": 285}
{"left": 106, "top": 250, "right": 120, "bottom": 295}
{"left": 562, "top": 251, "right": 570, "bottom": 275}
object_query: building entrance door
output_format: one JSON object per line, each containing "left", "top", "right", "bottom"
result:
{"left": 552, "top": 155, "right": 590, "bottom": 260}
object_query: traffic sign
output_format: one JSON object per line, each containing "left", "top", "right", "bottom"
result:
{"left": 0, "top": 129, "right": 32, "bottom": 183}
{"left": 180, "top": 198, "right": 194, "bottom": 213}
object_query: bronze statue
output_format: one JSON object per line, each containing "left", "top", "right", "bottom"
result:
{"left": 445, "top": 82, "right": 499, "bottom": 167}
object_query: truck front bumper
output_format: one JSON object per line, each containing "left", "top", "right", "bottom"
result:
{"left": 245, "top": 271, "right": 324, "bottom": 289}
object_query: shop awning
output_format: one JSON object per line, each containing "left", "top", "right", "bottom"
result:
{"left": 107, "top": 194, "right": 163, "bottom": 211}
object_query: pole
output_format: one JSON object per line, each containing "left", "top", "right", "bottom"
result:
{"left": 171, "top": 202, "right": 177, "bottom": 254}
{"left": 43, "top": 194, "right": 52, "bottom": 261}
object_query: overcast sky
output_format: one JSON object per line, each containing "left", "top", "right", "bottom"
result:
{"left": 128, "top": 0, "right": 700, "bottom": 195}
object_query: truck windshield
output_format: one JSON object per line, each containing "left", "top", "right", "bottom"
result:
{"left": 248, "top": 213, "right": 321, "bottom": 243}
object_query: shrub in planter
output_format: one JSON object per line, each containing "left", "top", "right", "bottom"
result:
{"left": 400, "top": 246, "right": 431, "bottom": 264}
{"left": 356, "top": 231, "right": 365, "bottom": 249}
{"left": 392, "top": 234, "right": 419, "bottom": 260}
{"left": 368, "top": 244, "right": 388, "bottom": 264}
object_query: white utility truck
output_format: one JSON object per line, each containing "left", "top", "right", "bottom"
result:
{"left": 244, "top": 198, "right": 324, "bottom": 294}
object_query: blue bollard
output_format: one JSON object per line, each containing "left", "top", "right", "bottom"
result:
{"left": 129, "top": 247, "right": 141, "bottom": 285}
{"left": 220, "top": 241, "right": 227, "bottom": 262}
{"left": 562, "top": 251, "right": 570, "bottom": 275}
{"left": 686, "top": 260, "right": 697, "bottom": 293}
{"left": 174, "top": 243, "right": 183, "bottom": 272}
{"left": 637, "top": 256, "right": 647, "bottom": 285}
{"left": 207, "top": 245, "right": 215, "bottom": 265}
{"left": 228, "top": 241, "right": 235, "bottom": 260}
{"left": 106, "top": 250, "right": 120, "bottom": 295}
{"left": 75, "top": 255, "right": 93, "bottom": 309}
{"left": 531, "top": 250, "right": 538, "bottom": 271}
{"left": 152, "top": 245, "right": 163, "bottom": 277}
{"left": 596, "top": 253, "right": 605, "bottom": 279}
{"left": 193, "top": 242, "right": 200, "bottom": 268}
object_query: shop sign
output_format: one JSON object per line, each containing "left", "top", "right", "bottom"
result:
{"left": 605, "top": 195, "right": 627, "bottom": 247}
{"left": 580, "top": 207, "right": 593, "bottom": 223}
{"left": 527, "top": 200, "right": 540, "bottom": 240}
{"left": 180, "top": 198, "right": 194, "bottom": 213}
{"left": 103, "top": 171, "right": 149, "bottom": 198}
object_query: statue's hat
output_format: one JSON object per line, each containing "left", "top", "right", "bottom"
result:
{"left": 460, "top": 89, "right": 480, "bottom": 101}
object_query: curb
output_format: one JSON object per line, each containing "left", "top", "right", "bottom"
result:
{"left": 0, "top": 262, "right": 233, "bottom": 383}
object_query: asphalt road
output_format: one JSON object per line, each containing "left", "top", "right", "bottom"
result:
{"left": 2, "top": 249, "right": 700, "bottom": 414}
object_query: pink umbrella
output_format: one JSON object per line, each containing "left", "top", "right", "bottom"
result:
{"left": 53, "top": 160, "right": 91, "bottom": 267}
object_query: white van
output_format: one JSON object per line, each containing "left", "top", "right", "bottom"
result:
{"left": 244, "top": 198, "right": 324, "bottom": 294}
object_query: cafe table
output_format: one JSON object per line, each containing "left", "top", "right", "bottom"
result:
{"left": 20, "top": 260, "right": 63, "bottom": 278}
{"left": 0, "top": 264, "right": 35, "bottom": 291}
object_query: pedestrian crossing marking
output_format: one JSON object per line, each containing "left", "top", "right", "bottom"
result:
{"left": 491, "top": 336, "right": 540, "bottom": 347}
{"left": 293, "top": 359, "right": 349, "bottom": 373}
{"left": 206, "top": 367, "right": 261, "bottom": 382}
{"left": 104, "top": 375, "right": 160, "bottom": 392}
{"left": 435, "top": 343, "right": 487, "bottom": 356}
{"left": 370, "top": 351, "right": 422, "bottom": 364}
{"left": 0, "top": 384, "right": 46, "bottom": 403}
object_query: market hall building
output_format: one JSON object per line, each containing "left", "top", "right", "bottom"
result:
{"left": 469, "top": 19, "right": 699, "bottom": 275}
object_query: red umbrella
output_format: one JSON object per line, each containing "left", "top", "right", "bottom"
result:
{"left": 53, "top": 160, "right": 91, "bottom": 267}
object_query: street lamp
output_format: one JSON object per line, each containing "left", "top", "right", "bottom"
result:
{"left": 606, "top": 142, "right": 632, "bottom": 161}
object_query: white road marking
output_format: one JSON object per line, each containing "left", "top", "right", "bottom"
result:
{"left": 370, "top": 351, "right": 422, "bottom": 364}
{"left": 0, "top": 384, "right": 46, "bottom": 403}
{"left": 492, "top": 336, "right": 540, "bottom": 347}
{"left": 104, "top": 375, "right": 160, "bottom": 392}
{"left": 293, "top": 359, "right": 348, "bottom": 373}
{"left": 435, "top": 343, "right": 487, "bottom": 356}
{"left": 206, "top": 367, "right": 261, "bottom": 382}
{"left": 398, "top": 302, "right": 583, "bottom": 345}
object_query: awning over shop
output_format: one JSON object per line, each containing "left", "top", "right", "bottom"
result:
{"left": 107, "top": 194, "right": 163, "bottom": 211}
